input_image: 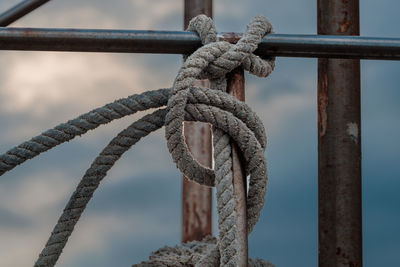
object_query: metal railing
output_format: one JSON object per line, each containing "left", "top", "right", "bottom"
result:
{"left": 0, "top": 0, "right": 50, "bottom": 26}
{"left": 1, "top": 27, "right": 400, "bottom": 59}
{"left": 1, "top": 0, "right": 395, "bottom": 266}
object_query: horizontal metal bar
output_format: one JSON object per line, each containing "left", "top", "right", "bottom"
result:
{"left": 0, "top": 27, "right": 400, "bottom": 59}
{"left": 0, "top": 0, "right": 51, "bottom": 26}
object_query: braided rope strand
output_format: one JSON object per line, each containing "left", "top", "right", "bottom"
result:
{"left": 34, "top": 109, "right": 167, "bottom": 267}
{"left": 135, "top": 101, "right": 272, "bottom": 266}
{"left": 165, "top": 14, "right": 274, "bottom": 188}
{"left": 0, "top": 89, "right": 170, "bottom": 176}
{"left": 184, "top": 103, "right": 267, "bottom": 233}
{"left": 0, "top": 87, "right": 265, "bottom": 181}
{"left": 34, "top": 101, "right": 268, "bottom": 266}
{"left": 213, "top": 128, "right": 239, "bottom": 266}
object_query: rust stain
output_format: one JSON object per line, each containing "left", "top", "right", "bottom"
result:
{"left": 217, "top": 32, "right": 242, "bottom": 44}
{"left": 336, "top": 247, "right": 360, "bottom": 267}
{"left": 200, "top": 127, "right": 206, "bottom": 135}
{"left": 337, "top": 11, "right": 351, "bottom": 33}
{"left": 318, "top": 73, "right": 329, "bottom": 138}
{"left": 182, "top": 0, "right": 213, "bottom": 246}
{"left": 227, "top": 67, "right": 245, "bottom": 101}
{"left": 182, "top": 176, "right": 212, "bottom": 242}
{"left": 193, "top": 203, "right": 203, "bottom": 233}
{"left": 21, "top": 29, "right": 35, "bottom": 37}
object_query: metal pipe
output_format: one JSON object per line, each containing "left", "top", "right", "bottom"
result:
{"left": 227, "top": 67, "right": 248, "bottom": 266}
{"left": 0, "top": 0, "right": 51, "bottom": 26}
{"left": 318, "top": 0, "right": 363, "bottom": 267}
{"left": 0, "top": 27, "right": 400, "bottom": 59}
{"left": 181, "top": 0, "right": 213, "bottom": 244}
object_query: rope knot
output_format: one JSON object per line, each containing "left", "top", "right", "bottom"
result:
{"left": 164, "top": 15, "right": 275, "bottom": 266}
{"left": 187, "top": 14, "right": 275, "bottom": 80}
{"left": 165, "top": 14, "right": 274, "bottom": 186}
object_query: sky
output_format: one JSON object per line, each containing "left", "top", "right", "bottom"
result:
{"left": 0, "top": 0, "right": 399, "bottom": 266}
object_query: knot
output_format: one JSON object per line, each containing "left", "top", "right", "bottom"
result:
{"left": 187, "top": 14, "right": 275, "bottom": 80}
{"left": 165, "top": 15, "right": 275, "bottom": 187}
{"left": 164, "top": 15, "right": 275, "bottom": 265}
{"left": 187, "top": 14, "right": 217, "bottom": 45}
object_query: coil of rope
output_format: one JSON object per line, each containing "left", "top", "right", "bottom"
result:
{"left": 0, "top": 15, "right": 275, "bottom": 267}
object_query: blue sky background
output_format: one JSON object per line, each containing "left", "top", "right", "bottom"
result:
{"left": 0, "top": 0, "right": 399, "bottom": 266}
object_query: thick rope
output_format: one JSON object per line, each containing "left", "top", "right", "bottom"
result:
{"left": 165, "top": 15, "right": 274, "bottom": 266}
{"left": 165, "top": 15, "right": 274, "bottom": 188}
{"left": 34, "top": 109, "right": 167, "bottom": 267}
{"left": 0, "top": 15, "right": 275, "bottom": 267}
{"left": 210, "top": 129, "right": 239, "bottom": 266}
{"left": 0, "top": 88, "right": 265, "bottom": 179}
{"left": 133, "top": 236, "right": 274, "bottom": 267}
{"left": 34, "top": 102, "right": 268, "bottom": 266}
{"left": 0, "top": 89, "right": 171, "bottom": 176}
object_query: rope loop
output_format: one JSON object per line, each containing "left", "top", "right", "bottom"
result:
{"left": 165, "top": 15, "right": 275, "bottom": 186}
{"left": 163, "top": 15, "right": 275, "bottom": 266}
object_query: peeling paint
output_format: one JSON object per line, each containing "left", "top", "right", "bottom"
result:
{"left": 318, "top": 72, "right": 329, "bottom": 138}
{"left": 346, "top": 122, "right": 359, "bottom": 143}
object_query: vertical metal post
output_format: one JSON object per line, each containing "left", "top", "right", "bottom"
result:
{"left": 227, "top": 67, "right": 248, "bottom": 266}
{"left": 318, "top": 1, "right": 362, "bottom": 267}
{"left": 182, "top": 0, "right": 213, "bottom": 243}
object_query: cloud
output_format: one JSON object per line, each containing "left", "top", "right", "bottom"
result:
{"left": 0, "top": 51, "right": 183, "bottom": 148}
{"left": 58, "top": 214, "right": 135, "bottom": 265}
{"left": 8, "top": 0, "right": 183, "bottom": 31}
{"left": 0, "top": 53, "right": 144, "bottom": 116}
{"left": 0, "top": 169, "right": 74, "bottom": 267}
{"left": 0, "top": 170, "right": 73, "bottom": 217}
{"left": 0, "top": 166, "right": 182, "bottom": 266}
{"left": 1, "top": 0, "right": 400, "bottom": 266}
{"left": 0, "top": 211, "right": 172, "bottom": 267}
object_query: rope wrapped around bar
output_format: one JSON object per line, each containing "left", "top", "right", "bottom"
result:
{"left": 0, "top": 15, "right": 275, "bottom": 267}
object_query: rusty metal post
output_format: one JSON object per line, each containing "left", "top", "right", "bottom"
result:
{"left": 318, "top": 1, "right": 362, "bottom": 267}
{"left": 227, "top": 67, "right": 248, "bottom": 266}
{"left": 182, "top": 0, "right": 213, "bottom": 243}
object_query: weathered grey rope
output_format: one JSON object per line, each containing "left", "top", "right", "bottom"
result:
{"left": 34, "top": 102, "right": 267, "bottom": 267}
{"left": 133, "top": 236, "right": 274, "bottom": 267}
{"left": 0, "top": 87, "right": 265, "bottom": 179}
{"left": 0, "top": 89, "right": 171, "bottom": 176}
{"left": 165, "top": 14, "right": 274, "bottom": 188}
{"left": 185, "top": 103, "right": 268, "bottom": 234}
{"left": 165, "top": 15, "right": 274, "bottom": 266}
{"left": 134, "top": 102, "right": 271, "bottom": 266}
{"left": 34, "top": 109, "right": 167, "bottom": 267}
{"left": 210, "top": 128, "right": 239, "bottom": 266}
{"left": 0, "top": 14, "right": 275, "bottom": 267}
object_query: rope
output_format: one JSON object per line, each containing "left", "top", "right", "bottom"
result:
{"left": 165, "top": 15, "right": 274, "bottom": 188}
{"left": 165, "top": 15, "right": 274, "bottom": 266}
{"left": 34, "top": 109, "right": 167, "bottom": 266}
{"left": 133, "top": 236, "right": 274, "bottom": 267}
{"left": 0, "top": 15, "right": 275, "bottom": 267}
{"left": 0, "top": 89, "right": 171, "bottom": 176}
